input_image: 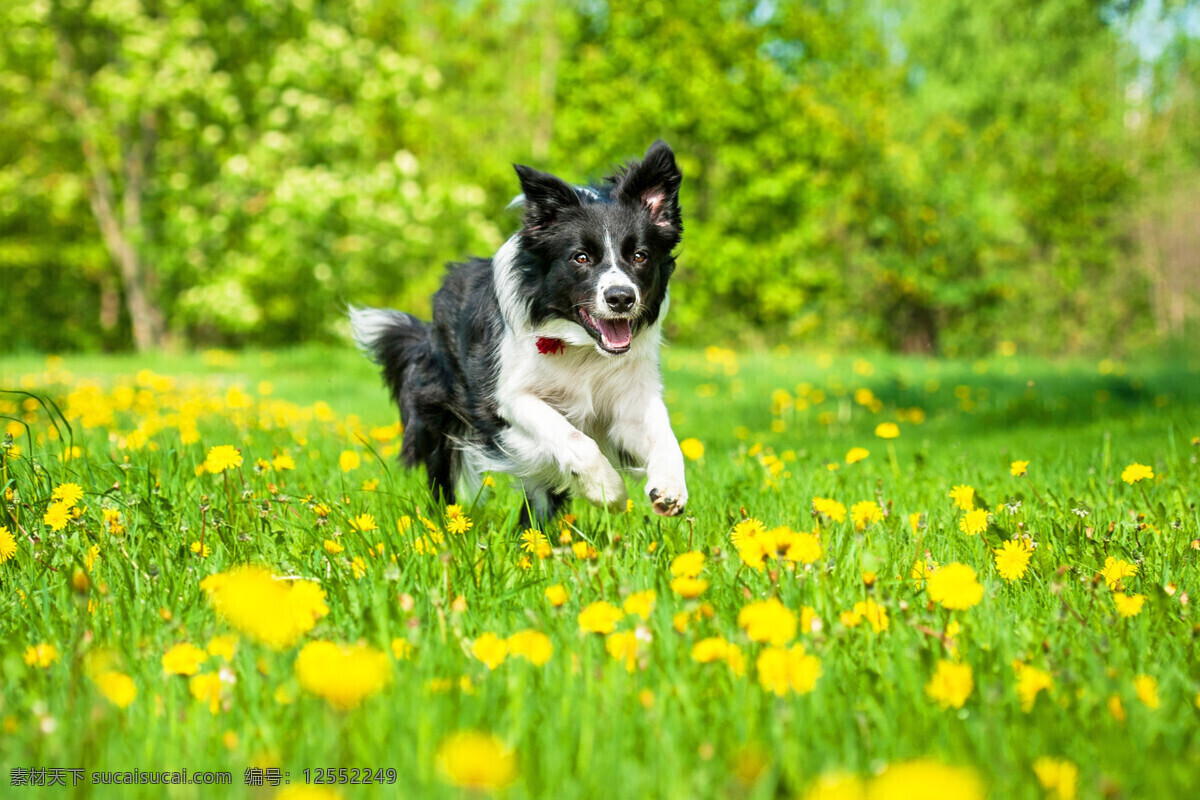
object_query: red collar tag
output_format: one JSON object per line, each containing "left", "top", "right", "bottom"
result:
{"left": 536, "top": 337, "right": 565, "bottom": 355}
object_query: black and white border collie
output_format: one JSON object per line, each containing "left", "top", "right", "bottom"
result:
{"left": 350, "top": 140, "right": 688, "bottom": 522}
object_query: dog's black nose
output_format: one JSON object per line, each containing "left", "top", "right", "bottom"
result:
{"left": 604, "top": 286, "right": 636, "bottom": 313}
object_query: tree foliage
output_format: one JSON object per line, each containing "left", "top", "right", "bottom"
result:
{"left": 0, "top": 0, "right": 1195, "bottom": 354}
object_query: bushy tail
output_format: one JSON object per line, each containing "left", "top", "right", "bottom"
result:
{"left": 348, "top": 306, "right": 430, "bottom": 407}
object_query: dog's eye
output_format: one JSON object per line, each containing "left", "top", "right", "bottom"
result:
{"left": 632, "top": 250, "right": 648, "bottom": 264}
{"left": 573, "top": 252, "right": 590, "bottom": 265}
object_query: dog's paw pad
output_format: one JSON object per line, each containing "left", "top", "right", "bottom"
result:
{"left": 648, "top": 487, "right": 687, "bottom": 517}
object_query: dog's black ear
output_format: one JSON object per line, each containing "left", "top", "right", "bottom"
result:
{"left": 616, "top": 140, "right": 682, "bottom": 232}
{"left": 514, "top": 165, "right": 582, "bottom": 232}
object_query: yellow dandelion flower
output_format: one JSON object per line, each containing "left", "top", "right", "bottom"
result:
{"left": 850, "top": 599, "right": 889, "bottom": 633}
{"left": 272, "top": 453, "right": 296, "bottom": 471}
{"left": 927, "top": 563, "right": 984, "bottom": 610}
{"left": 1032, "top": 757, "right": 1077, "bottom": 800}
{"left": 189, "top": 540, "right": 211, "bottom": 558}
{"left": 949, "top": 484, "right": 975, "bottom": 511}
{"left": 1100, "top": 557, "right": 1137, "bottom": 590}
{"left": 200, "top": 565, "right": 329, "bottom": 649}
{"left": 1112, "top": 592, "right": 1145, "bottom": 618}
{"left": 849, "top": 500, "right": 883, "bottom": 531}
{"left": 1016, "top": 663, "right": 1053, "bottom": 712}
{"left": 874, "top": 422, "right": 900, "bottom": 439}
{"left": 1134, "top": 674, "right": 1159, "bottom": 709}
{"left": 1121, "top": 462, "right": 1153, "bottom": 484}
{"left": 669, "top": 576, "right": 709, "bottom": 598}
{"left": 436, "top": 731, "right": 517, "bottom": 791}
{"left": 845, "top": 447, "right": 869, "bottom": 464}
{"left": 679, "top": 438, "right": 705, "bottom": 460}
{"left": 578, "top": 601, "right": 624, "bottom": 634}
{"left": 925, "top": 660, "right": 974, "bottom": 709}
{"left": 605, "top": 631, "right": 640, "bottom": 673}
{"left": 43, "top": 501, "right": 72, "bottom": 532}
{"left": 0, "top": 526, "right": 18, "bottom": 563}
{"left": 349, "top": 513, "right": 378, "bottom": 533}
{"left": 506, "top": 630, "right": 553, "bottom": 666}
{"left": 870, "top": 760, "right": 984, "bottom": 800}
{"left": 908, "top": 511, "right": 925, "bottom": 535}
{"left": 622, "top": 590, "right": 656, "bottom": 621}
{"left": 206, "top": 635, "right": 237, "bottom": 662}
{"left": 994, "top": 539, "right": 1032, "bottom": 582}
{"left": 338, "top": 450, "right": 361, "bottom": 472}
{"left": 189, "top": 673, "right": 224, "bottom": 714}
{"left": 785, "top": 531, "right": 822, "bottom": 565}
{"left": 204, "top": 445, "right": 243, "bottom": 473}
{"left": 1010, "top": 460, "right": 1029, "bottom": 477}
{"left": 446, "top": 515, "right": 473, "bottom": 535}
{"left": 544, "top": 584, "right": 569, "bottom": 607}
{"left": 959, "top": 508, "right": 989, "bottom": 536}
{"left": 738, "top": 598, "right": 797, "bottom": 646}
{"left": 812, "top": 497, "right": 846, "bottom": 522}
{"left": 162, "top": 642, "right": 207, "bottom": 676}
{"left": 670, "top": 550, "right": 705, "bottom": 579}
{"left": 24, "top": 643, "right": 60, "bottom": 668}
{"left": 1108, "top": 694, "right": 1126, "bottom": 722}
{"left": 294, "top": 640, "right": 389, "bottom": 711}
{"left": 391, "top": 638, "right": 415, "bottom": 661}
{"left": 92, "top": 671, "right": 137, "bottom": 709}
{"left": 51, "top": 483, "right": 84, "bottom": 508}
{"left": 323, "top": 539, "right": 344, "bottom": 555}
{"left": 471, "top": 633, "right": 508, "bottom": 670}
{"left": 755, "top": 645, "right": 821, "bottom": 696}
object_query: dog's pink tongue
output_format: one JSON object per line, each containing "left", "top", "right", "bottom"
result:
{"left": 598, "top": 318, "right": 632, "bottom": 349}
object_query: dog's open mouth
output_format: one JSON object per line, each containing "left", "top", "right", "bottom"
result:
{"left": 578, "top": 308, "right": 633, "bottom": 353}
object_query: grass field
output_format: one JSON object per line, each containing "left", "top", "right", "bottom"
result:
{"left": 1, "top": 345, "right": 1198, "bottom": 799}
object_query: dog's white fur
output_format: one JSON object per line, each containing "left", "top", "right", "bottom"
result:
{"left": 474, "top": 235, "right": 688, "bottom": 518}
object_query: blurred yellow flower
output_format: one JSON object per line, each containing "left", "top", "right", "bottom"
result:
{"left": 1033, "top": 757, "right": 1078, "bottom": 800}
{"left": 162, "top": 642, "right": 208, "bottom": 676}
{"left": 845, "top": 447, "right": 869, "bottom": 464}
{"left": 670, "top": 576, "right": 709, "bottom": 598}
{"left": 670, "top": 551, "right": 705, "bottom": 578}
{"left": 1121, "top": 462, "right": 1153, "bottom": 484}
{"left": 51, "top": 482, "right": 84, "bottom": 507}
{"left": 1112, "top": 592, "right": 1145, "bottom": 618}
{"left": 43, "top": 501, "right": 72, "bottom": 532}
{"left": 578, "top": 601, "right": 624, "bottom": 634}
{"left": 622, "top": 590, "right": 656, "bottom": 620}
{"left": 812, "top": 497, "right": 846, "bottom": 522}
{"left": 679, "top": 438, "right": 705, "bottom": 460}
{"left": 1016, "top": 663, "right": 1053, "bottom": 712}
{"left": 874, "top": 422, "right": 900, "bottom": 439}
{"left": 755, "top": 645, "right": 821, "bottom": 696}
{"left": 92, "top": 670, "right": 137, "bottom": 709}
{"left": 338, "top": 450, "right": 361, "bottom": 472}
{"left": 605, "top": 631, "right": 640, "bottom": 672}
{"left": 738, "top": 598, "right": 797, "bottom": 646}
{"left": 295, "top": 640, "right": 389, "bottom": 710}
{"left": 870, "top": 760, "right": 984, "bottom": 800}
{"left": 201, "top": 565, "right": 329, "bottom": 649}
{"left": 24, "top": 643, "right": 59, "bottom": 668}
{"left": 1134, "top": 674, "right": 1159, "bottom": 709}
{"left": 471, "top": 633, "right": 508, "bottom": 670}
{"left": 436, "top": 731, "right": 516, "bottom": 790}
{"left": 927, "top": 563, "right": 984, "bottom": 610}
{"left": 349, "top": 513, "right": 378, "bottom": 533}
{"left": 926, "top": 660, "right": 973, "bottom": 709}
{"left": 189, "top": 672, "right": 224, "bottom": 714}
{"left": 0, "top": 526, "right": 17, "bottom": 563}
{"left": 1010, "top": 460, "right": 1029, "bottom": 477}
{"left": 544, "top": 584, "right": 568, "bottom": 607}
{"left": 506, "top": 630, "right": 553, "bottom": 666}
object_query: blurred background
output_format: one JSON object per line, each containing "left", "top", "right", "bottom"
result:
{"left": 1, "top": 0, "right": 1198, "bottom": 357}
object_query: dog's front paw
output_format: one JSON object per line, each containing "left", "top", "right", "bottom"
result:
{"left": 577, "top": 455, "right": 628, "bottom": 513}
{"left": 647, "top": 481, "right": 688, "bottom": 517}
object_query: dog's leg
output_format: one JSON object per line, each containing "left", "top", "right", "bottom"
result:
{"left": 499, "top": 394, "right": 627, "bottom": 512}
{"left": 611, "top": 395, "right": 688, "bottom": 517}
{"left": 518, "top": 484, "right": 570, "bottom": 529}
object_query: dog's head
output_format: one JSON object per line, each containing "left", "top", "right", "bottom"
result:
{"left": 511, "top": 140, "right": 682, "bottom": 355}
